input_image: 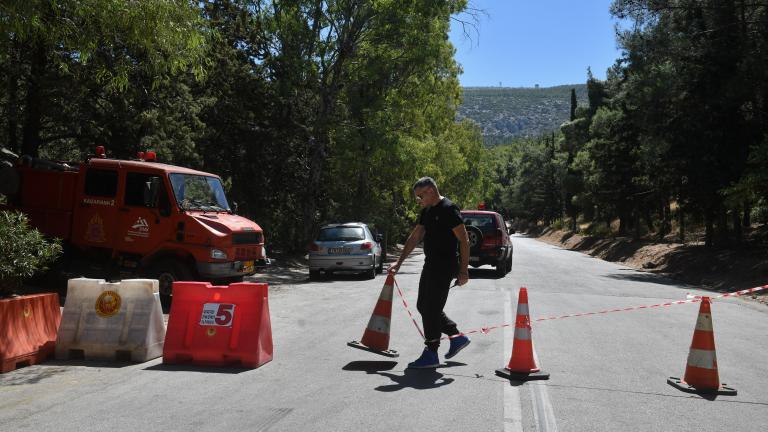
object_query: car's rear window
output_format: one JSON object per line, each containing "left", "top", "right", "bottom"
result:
{"left": 462, "top": 214, "right": 497, "bottom": 233}
{"left": 318, "top": 227, "right": 365, "bottom": 241}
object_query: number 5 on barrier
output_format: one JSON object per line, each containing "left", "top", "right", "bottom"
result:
{"left": 200, "top": 303, "right": 235, "bottom": 327}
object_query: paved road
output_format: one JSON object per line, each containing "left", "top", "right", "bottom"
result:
{"left": 2, "top": 235, "right": 768, "bottom": 431}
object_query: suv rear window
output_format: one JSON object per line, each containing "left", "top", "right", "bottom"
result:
{"left": 318, "top": 227, "right": 365, "bottom": 241}
{"left": 462, "top": 214, "right": 497, "bottom": 233}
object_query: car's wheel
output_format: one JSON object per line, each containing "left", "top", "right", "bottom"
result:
{"left": 466, "top": 225, "right": 483, "bottom": 252}
{"left": 377, "top": 256, "right": 384, "bottom": 273}
{"left": 365, "top": 259, "right": 376, "bottom": 279}
{"left": 309, "top": 270, "right": 321, "bottom": 281}
{"left": 495, "top": 257, "right": 507, "bottom": 277}
{"left": 506, "top": 253, "right": 513, "bottom": 274}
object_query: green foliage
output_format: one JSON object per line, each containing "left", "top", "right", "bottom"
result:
{"left": 581, "top": 221, "right": 611, "bottom": 237}
{"left": 0, "top": 211, "right": 62, "bottom": 294}
{"left": 550, "top": 218, "right": 565, "bottom": 231}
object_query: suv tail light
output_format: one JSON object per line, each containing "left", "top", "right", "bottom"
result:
{"left": 308, "top": 242, "right": 320, "bottom": 252}
{"left": 360, "top": 242, "right": 373, "bottom": 250}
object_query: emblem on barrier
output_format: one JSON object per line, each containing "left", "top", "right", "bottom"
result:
{"left": 95, "top": 290, "right": 122, "bottom": 318}
{"left": 23, "top": 306, "right": 31, "bottom": 318}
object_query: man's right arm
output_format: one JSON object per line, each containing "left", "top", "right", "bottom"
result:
{"left": 388, "top": 225, "right": 425, "bottom": 274}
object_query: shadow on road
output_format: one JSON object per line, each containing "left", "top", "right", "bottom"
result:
{"left": 0, "top": 365, "right": 70, "bottom": 386}
{"left": 40, "top": 359, "right": 134, "bottom": 369}
{"left": 468, "top": 268, "right": 503, "bottom": 280}
{"left": 143, "top": 363, "right": 251, "bottom": 374}
{"left": 342, "top": 360, "right": 398, "bottom": 372}
{"left": 341, "top": 360, "right": 465, "bottom": 392}
{"left": 605, "top": 271, "right": 689, "bottom": 287}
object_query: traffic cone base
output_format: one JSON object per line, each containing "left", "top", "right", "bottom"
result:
{"left": 496, "top": 367, "right": 550, "bottom": 381}
{"left": 667, "top": 376, "right": 737, "bottom": 396}
{"left": 346, "top": 340, "right": 399, "bottom": 358}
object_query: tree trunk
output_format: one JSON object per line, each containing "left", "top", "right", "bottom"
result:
{"left": 732, "top": 206, "right": 742, "bottom": 244}
{"left": 303, "top": 133, "right": 326, "bottom": 244}
{"left": 633, "top": 210, "right": 641, "bottom": 240}
{"left": 21, "top": 40, "right": 47, "bottom": 157}
{"left": 618, "top": 204, "right": 630, "bottom": 236}
{"left": 645, "top": 207, "right": 654, "bottom": 233}
{"left": 678, "top": 210, "right": 685, "bottom": 243}
{"left": 659, "top": 198, "right": 671, "bottom": 240}
{"left": 6, "top": 35, "right": 21, "bottom": 153}
{"left": 705, "top": 210, "right": 714, "bottom": 247}
{"left": 743, "top": 201, "right": 751, "bottom": 228}
{"left": 6, "top": 69, "right": 19, "bottom": 153}
{"left": 715, "top": 204, "right": 729, "bottom": 247}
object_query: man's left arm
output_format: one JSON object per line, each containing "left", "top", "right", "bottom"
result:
{"left": 452, "top": 224, "right": 470, "bottom": 286}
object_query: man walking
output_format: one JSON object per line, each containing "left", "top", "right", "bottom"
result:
{"left": 388, "top": 177, "right": 471, "bottom": 368}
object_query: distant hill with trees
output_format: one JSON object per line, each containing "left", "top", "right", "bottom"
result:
{"left": 458, "top": 85, "right": 588, "bottom": 146}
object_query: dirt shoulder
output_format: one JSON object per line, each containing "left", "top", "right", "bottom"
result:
{"left": 533, "top": 228, "right": 768, "bottom": 307}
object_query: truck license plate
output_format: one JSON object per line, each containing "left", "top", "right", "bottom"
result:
{"left": 241, "top": 260, "right": 254, "bottom": 273}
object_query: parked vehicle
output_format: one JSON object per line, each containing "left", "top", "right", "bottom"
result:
{"left": 308, "top": 223, "right": 383, "bottom": 280}
{"left": 461, "top": 210, "right": 514, "bottom": 277}
{"left": 0, "top": 146, "right": 268, "bottom": 302}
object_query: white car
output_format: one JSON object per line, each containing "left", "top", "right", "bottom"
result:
{"left": 308, "top": 223, "right": 384, "bottom": 280}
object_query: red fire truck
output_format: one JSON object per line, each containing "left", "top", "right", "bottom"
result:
{"left": 0, "top": 146, "right": 268, "bottom": 301}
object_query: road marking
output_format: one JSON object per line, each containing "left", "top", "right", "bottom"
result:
{"left": 503, "top": 290, "right": 523, "bottom": 432}
{"left": 530, "top": 322, "right": 558, "bottom": 431}
{"left": 530, "top": 381, "right": 558, "bottom": 432}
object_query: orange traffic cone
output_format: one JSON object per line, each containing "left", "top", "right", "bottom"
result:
{"left": 667, "top": 297, "right": 736, "bottom": 395}
{"left": 496, "top": 287, "right": 549, "bottom": 380}
{"left": 347, "top": 274, "right": 399, "bottom": 357}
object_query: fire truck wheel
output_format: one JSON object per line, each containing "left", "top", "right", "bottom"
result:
{"left": 144, "top": 259, "right": 194, "bottom": 299}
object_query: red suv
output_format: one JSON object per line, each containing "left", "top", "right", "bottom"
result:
{"left": 461, "top": 210, "right": 514, "bottom": 277}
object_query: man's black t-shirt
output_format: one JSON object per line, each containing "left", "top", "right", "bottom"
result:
{"left": 418, "top": 197, "right": 463, "bottom": 268}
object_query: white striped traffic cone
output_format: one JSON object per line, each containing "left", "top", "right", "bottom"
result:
{"left": 347, "top": 274, "right": 399, "bottom": 357}
{"left": 667, "top": 297, "right": 736, "bottom": 395}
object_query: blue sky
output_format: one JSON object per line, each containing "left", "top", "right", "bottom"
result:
{"left": 449, "top": 0, "right": 624, "bottom": 88}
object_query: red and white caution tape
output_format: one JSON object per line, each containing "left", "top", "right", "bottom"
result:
{"left": 393, "top": 278, "right": 424, "bottom": 340}
{"left": 392, "top": 278, "right": 767, "bottom": 341}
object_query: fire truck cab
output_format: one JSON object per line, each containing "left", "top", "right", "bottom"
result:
{"left": 0, "top": 147, "right": 267, "bottom": 300}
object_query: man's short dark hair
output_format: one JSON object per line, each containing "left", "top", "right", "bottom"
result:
{"left": 413, "top": 176, "right": 438, "bottom": 191}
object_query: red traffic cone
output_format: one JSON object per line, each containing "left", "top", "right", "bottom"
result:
{"left": 667, "top": 297, "right": 736, "bottom": 395}
{"left": 496, "top": 287, "right": 549, "bottom": 380}
{"left": 347, "top": 274, "right": 399, "bottom": 357}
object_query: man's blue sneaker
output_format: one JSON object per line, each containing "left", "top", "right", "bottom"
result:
{"left": 407, "top": 349, "right": 439, "bottom": 369}
{"left": 445, "top": 335, "right": 471, "bottom": 359}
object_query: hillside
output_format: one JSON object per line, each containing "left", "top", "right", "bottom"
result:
{"left": 458, "top": 85, "right": 588, "bottom": 146}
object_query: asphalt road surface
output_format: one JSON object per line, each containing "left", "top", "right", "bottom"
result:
{"left": 2, "top": 235, "right": 768, "bottom": 431}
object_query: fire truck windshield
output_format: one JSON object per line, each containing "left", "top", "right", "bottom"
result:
{"left": 169, "top": 173, "right": 231, "bottom": 212}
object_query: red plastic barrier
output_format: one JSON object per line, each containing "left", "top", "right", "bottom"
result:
{"left": 1, "top": 294, "right": 61, "bottom": 373}
{"left": 163, "top": 282, "right": 273, "bottom": 368}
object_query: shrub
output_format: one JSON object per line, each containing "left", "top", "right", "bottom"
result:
{"left": 0, "top": 211, "right": 63, "bottom": 296}
{"left": 550, "top": 218, "right": 565, "bottom": 230}
{"left": 581, "top": 222, "right": 611, "bottom": 237}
